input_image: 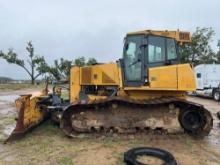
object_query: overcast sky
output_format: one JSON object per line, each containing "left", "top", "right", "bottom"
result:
{"left": 0, "top": 0, "right": 220, "bottom": 79}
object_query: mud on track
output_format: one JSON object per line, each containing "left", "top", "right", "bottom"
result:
{"left": 0, "top": 89, "right": 220, "bottom": 165}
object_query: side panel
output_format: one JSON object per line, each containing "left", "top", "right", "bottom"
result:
{"left": 177, "top": 64, "right": 196, "bottom": 91}
{"left": 80, "top": 63, "right": 120, "bottom": 86}
{"left": 70, "top": 67, "right": 81, "bottom": 102}
{"left": 149, "top": 65, "right": 177, "bottom": 89}
{"left": 124, "top": 64, "right": 196, "bottom": 91}
{"left": 70, "top": 63, "right": 121, "bottom": 102}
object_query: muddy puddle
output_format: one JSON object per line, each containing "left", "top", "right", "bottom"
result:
{"left": 0, "top": 95, "right": 18, "bottom": 102}
{"left": 0, "top": 97, "right": 17, "bottom": 143}
{"left": 0, "top": 107, "right": 15, "bottom": 116}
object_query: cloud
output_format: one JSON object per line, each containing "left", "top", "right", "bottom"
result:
{"left": 0, "top": 0, "right": 220, "bottom": 79}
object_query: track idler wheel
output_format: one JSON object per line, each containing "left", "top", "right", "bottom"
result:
{"left": 179, "top": 108, "right": 206, "bottom": 136}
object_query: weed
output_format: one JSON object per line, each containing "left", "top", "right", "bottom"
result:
{"left": 115, "top": 152, "right": 126, "bottom": 165}
{"left": 185, "top": 137, "right": 193, "bottom": 147}
{"left": 102, "top": 138, "right": 116, "bottom": 148}
{"left": 61, "top": 90, "right": 69, "bottom": 100}
{"left": 58, "top": 156, "right": 74, "bottom": 165}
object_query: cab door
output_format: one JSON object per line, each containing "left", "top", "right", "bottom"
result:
{"left": 122, "top": 36, "right": 145, "bottom": 86}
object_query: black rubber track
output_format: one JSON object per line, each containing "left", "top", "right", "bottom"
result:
{"left": 124, "top": 147, "right": 177, "bottom": 165}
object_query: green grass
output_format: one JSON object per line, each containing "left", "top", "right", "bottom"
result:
{"left": 58, "top": 156, "right": 74, "bottom": 165}
{"left": 115, "top": 153, "right": 126, "bottom": 165}
{"left": 0, "top": 116, "right": 15, "bottom": 126}
{"left": 102, "top": 138, "right": 115, "bottom": 148}
{"left": 61, "top": 90, "right": 69, "bottom": 100}
{"left": 185, "top": 137, "right": 193, "bottom": 147}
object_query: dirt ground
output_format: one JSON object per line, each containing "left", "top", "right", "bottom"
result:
{"left": 0, "top": 88, "right": 220, "bottom": 165}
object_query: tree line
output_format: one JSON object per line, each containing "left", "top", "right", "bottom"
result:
{"left": 0, "top": 42, "right": 97, "bottom": 84}
{"left": 1, "top": 27, "right": 220, "bottom": 84}
{"left": 180, "top": 27, "right": 220, "bottom": 65}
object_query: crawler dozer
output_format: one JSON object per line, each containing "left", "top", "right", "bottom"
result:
{"left": 6, "top": 29, "right": 213, "bottom": 142}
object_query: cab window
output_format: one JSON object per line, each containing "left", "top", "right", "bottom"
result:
{"left": 167, "top": 38, "right": 177, "bottom": 60}
{"left": 124, "top": 36, "right": 142, "bottom": 82}
{"left": 148, "top": 36, "right": 165, "bottom": 63}
{"left": 148, "top": 36, "right": 178, "bottom": 64}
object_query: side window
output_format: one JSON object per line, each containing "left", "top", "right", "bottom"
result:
{"left": 126, "top": 42, "right": 137, "bottom": 62}
{"left": 167, "top": 39, "right": 177, "bottom": 60}
{"left": 148, "top": 36, "right": 165, "bottom": 63}
{"left": 197, "top": 73, "right": 201, "bottom": 78}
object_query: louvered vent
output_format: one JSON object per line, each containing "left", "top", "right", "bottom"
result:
{"left": 179, "top": 32, "right": 190, "bottom": 41}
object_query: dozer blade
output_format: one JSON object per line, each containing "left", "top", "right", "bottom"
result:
{"left": 5, "top": 94, "right": 50, "bottom": 143}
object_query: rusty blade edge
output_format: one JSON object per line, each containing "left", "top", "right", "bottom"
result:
{"left": 4, "top": 116, "right": 50, "bottom": 144}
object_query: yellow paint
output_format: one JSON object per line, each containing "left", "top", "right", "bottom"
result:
{"left": 123, "top": 64, "right": 195, "bottom": 91}
{"left": 15, "top": 95, "right": 45, "bottom": 128}
{"left": 149, "top": 65, "right": 178, "bottom": 89}
{"left": 70, "top": 63, "right": 195, "bottom": 102}
{"left": 87, "top": 95, "right": 107, "bottom": 100}
{"left": 117, "top": 66, "right": 123, "bottom": 88}
{"left": 127, "top": 29, "right": 191, "bottom": 44}
{"left": 69, "top": 63, "right": 120, "bottom": 102}
{"left": 177, "top": 64, "right": 196, "bottom": 91}
{"left": 117, "top": 90, "right": 186, "bottom": 100}
{"left": 68, "top": 29, "right": 194, "bottom": 102}
{"left": 80, "top": 63, "right": 119, "bottom": 85}
{"left": 70, "top": 66, "right": 81, "bottom": 102}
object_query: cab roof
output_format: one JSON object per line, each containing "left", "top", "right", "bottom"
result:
{"left": 126, "top": 29, "right": 191, "bottom": 44}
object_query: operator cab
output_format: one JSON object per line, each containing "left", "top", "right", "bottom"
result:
{"left": 121, "top": 30, "right": 190, "bottom": 86}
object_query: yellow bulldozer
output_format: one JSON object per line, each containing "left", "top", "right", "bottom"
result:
{"left": 6, "top": 29, "right": 213, "bottom": 142}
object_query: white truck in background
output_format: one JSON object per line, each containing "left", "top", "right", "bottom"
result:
{"left": 194, "top": 64, "right": 220, "bottom": 101}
